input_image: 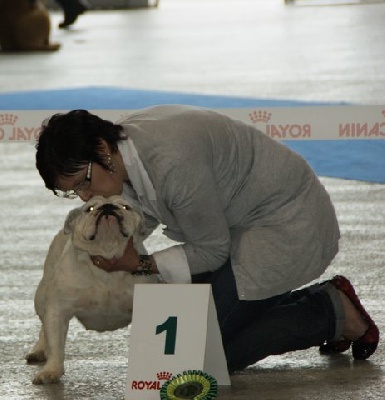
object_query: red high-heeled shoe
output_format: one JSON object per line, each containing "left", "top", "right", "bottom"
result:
{"left": 319, "top": 275, "right": 379, "bottom": 360}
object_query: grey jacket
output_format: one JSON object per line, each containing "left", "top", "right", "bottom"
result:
{"left": 120, "top": 105, "right": 340, "bottom": 300}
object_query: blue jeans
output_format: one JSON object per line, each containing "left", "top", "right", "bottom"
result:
{"left": 192, "top": 259, "right": 339, "bottom": 373}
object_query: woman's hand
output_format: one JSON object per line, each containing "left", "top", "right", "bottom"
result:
{"left": 91, "top": 237, "right": 140, "bottom": 273}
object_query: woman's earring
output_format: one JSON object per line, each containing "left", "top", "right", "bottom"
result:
{"left": 106, "top": 153, "right": 116, "bottom": 174}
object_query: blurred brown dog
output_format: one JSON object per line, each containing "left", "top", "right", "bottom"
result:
{"left": 0, "top": 0, "right": 60, "bottom": 51}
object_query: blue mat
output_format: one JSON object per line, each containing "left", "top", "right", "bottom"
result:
{"left": 0, "top": 87, "right": 384, "bottom": 183}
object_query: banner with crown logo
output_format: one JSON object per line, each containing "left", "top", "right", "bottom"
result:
{"left": 1, "top": 106, "right": 385, "bottom": 143}
{"left": 124, "top": 284, "right": 231, "bottom": 399}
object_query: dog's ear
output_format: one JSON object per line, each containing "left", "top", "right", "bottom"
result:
{"left": 136, "top": 215, "right": 147, "bottom": 239}
{"left": 64, "top": 207, "right": 83, "bottom": 234}
{"left": 136, "top": 211, "right": 153, "bottom": 240}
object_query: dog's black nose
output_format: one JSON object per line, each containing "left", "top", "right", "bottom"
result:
{"left": 99, "top": 203, "right": 118, "bottom": 215}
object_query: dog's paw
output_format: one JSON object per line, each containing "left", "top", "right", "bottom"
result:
{"left": 32, "top": 368, "right": 64, "bottom": 385}
{"left": 26, "top": 351, "right": 46, "bottom": 364}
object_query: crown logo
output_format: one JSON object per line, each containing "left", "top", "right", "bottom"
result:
{"left": 157, "top": 371, "right": 173, "bottom": 381}
{"left": 249, "top": 110, "right": 272, "bottom": 124}
{"left": 0, "top": 114, "right": 18, "bottom": 126}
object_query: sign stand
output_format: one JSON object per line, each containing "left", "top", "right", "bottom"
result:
{"left": 125, "top": 284, "right": 231, "bottom": 399}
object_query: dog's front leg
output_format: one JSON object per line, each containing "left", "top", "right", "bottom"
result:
{"left": 26, "top": 326, "right": 47, "bottom": 363}
{"left": 32, "top": 303, "right": 71, "bottom": 385}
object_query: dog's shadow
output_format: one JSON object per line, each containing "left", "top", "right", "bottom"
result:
{"left": 33, "top": 381, "right": 66, "bottom": 400}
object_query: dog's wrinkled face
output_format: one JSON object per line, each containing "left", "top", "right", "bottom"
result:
{"left": 64, "top": 195, "right": 143, "bottom": 259}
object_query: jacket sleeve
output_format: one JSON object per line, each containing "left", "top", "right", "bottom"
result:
{"left": 155, "top": 160, "right": 232, "bottom": 276}
{"left": 152, "top": 245, "right": 192, "bottom": 283}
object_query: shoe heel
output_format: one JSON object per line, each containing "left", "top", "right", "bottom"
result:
{"left": 352, "top": 324, "right": 380, "bottom": 360}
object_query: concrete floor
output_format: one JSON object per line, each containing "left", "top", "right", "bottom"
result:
{"left": 0, "top": 0, "right": 384, "bottom": 399}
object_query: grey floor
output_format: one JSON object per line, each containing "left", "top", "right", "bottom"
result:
{"left": 0, "top": 0, "right": 385, "bottom": 399}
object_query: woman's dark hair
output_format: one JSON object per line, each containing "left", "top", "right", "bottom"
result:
{"left": 35, "top": 109, "right": 127, "bottom": 191}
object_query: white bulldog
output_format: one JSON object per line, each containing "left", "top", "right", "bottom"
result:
{"left": 26, "top": 195, "right": 158, "bottom": 384}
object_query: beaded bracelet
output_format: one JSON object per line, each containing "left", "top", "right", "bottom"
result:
{"left": 132, "top": 255, "right": 153, "bottom": 276}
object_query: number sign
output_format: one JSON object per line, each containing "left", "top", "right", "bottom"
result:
{"left": 125, "top": 284, "right": 230, "bottom": 399}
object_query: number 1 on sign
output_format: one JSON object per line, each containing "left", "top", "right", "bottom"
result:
{"left": 156, "top": 316, "right": 178, "bottom": 355}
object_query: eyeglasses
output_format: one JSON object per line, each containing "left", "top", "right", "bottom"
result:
{"left": 54, "top": 162, "right": 93, "bottom": 199}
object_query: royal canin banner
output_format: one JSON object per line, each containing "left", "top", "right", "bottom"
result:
{"left": 0, "top": 106, "right": 384, "bottom": 142}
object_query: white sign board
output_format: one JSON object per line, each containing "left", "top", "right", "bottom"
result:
{"left": 125, "top": 284, "right": 230, "bottom": 400}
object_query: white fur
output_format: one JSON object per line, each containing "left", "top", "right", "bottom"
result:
{"left": 26, "top": 195, "right": 157, "bottom": 384}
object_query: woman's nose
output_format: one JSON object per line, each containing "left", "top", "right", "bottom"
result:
{"left": 79, "top": 191, "right": 93, "bottom": 202}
